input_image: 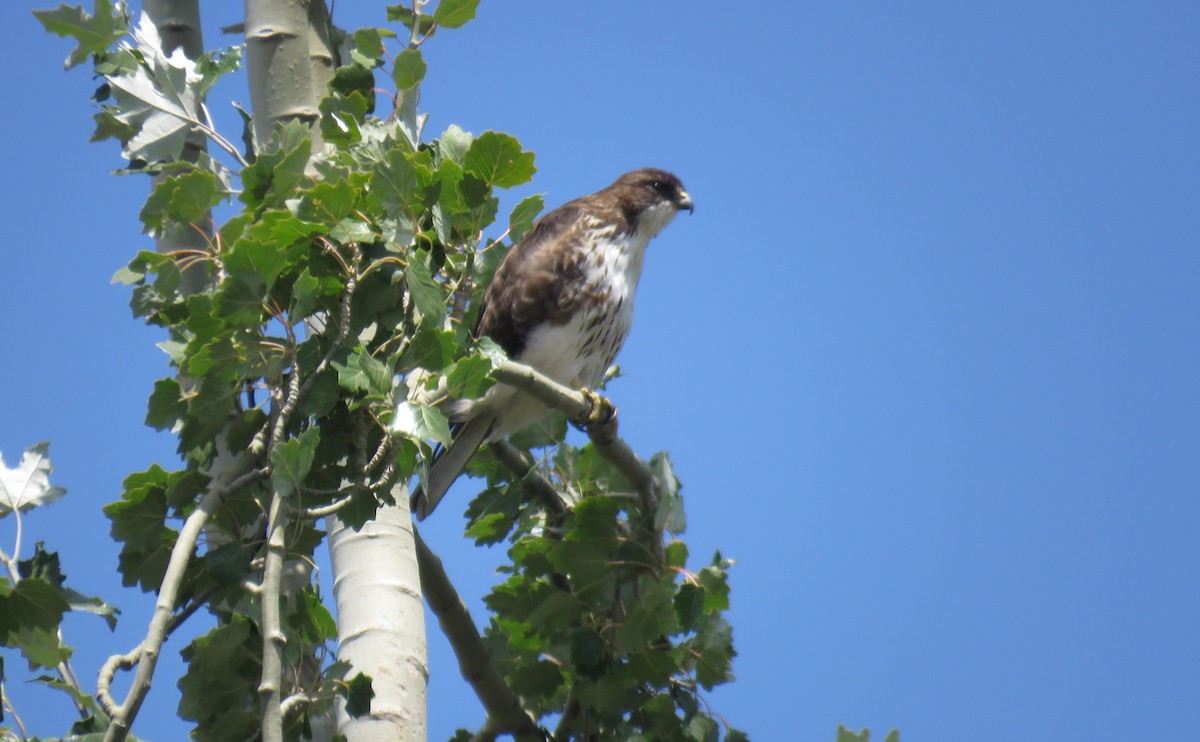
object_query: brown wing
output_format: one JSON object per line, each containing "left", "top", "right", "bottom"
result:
{"left": 474, "top": 201, "right": 594, "bottom": 359}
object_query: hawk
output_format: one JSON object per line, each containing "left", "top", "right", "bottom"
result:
{"left": 412, "top": 167, "right": 693, "bottom": 519}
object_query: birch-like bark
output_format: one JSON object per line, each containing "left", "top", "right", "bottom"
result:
{"left": 327, "top": 499, "right": 428, "bottom": 742}
{"left": 244, "top": 3, "right": 427, "bottom": 738}
{"left": 143, "top": 0, "right": 210, "bottom": 296}
{"left": 245, "top": 0, "right": 322, "bottom": 149}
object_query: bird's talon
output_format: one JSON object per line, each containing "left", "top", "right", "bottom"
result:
{"left": 576, "top": 388, "right": 617, "bottom": 439}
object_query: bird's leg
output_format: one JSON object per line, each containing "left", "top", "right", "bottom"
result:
{"left": 573, "top": 388, "right": 618, "bottom": 444}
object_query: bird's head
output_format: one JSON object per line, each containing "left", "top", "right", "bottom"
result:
{"left": 609, "top": 168, "right": 693, "bottom": 236}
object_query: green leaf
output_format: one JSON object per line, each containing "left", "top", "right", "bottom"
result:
{"left": 616, "top": 577, "right": 676, "bottom": 652}
{"left": 433, "top": 0, "right": 481, "bottom": 28}
{"left": 651, "top": 451, "right": 686, "bottom": 534}
{"left": 507, "top": 659, "right": 563, "bottom": 699}
{"left": 17, "top": 543, "right": 66, "bottom": 587}
{"left": 0, "top": 578, "right": 71, "bottom": 666}
{"left": 465, "top": 510, "right": 515, "bottom": 546}
{"left": 392, "top": 49, "right": 426, "bottom": 90}
{"left": 271, "top": 428, "right": 320, "bottom": 498}
{"left": 332, "top": 349, "right": 393, "bottom": 395}
{"left": 404, "top": 260, "right": 446, "bottom": 326}
{"left": 201, "top": 542, "right": 252, "bottom": 588}
{"left": 351, "top": 28, "right": 387, "bottom": 67}
{"left": 0, "top": 441, "right": 67, "bottom": 516}
{"left": 674, "top": 582, "right": 705, "bottom": 633}
{"left": 508, "top": 411, "right": 568, "bottom": 450}
{"left": 180, "top": 377, "right": 239, "bottom": 454}
{"left": 463, "top": 131, "right": 536, "bottom": 189}
{"left": 9, "top": 625, "right": 72, "bottom": 668}
{"left": 372, "top": 143, "right": 418, "bottom": 203}
{"left": 289, "top": 586, "right": 338, "bottom": 644}
{"left": 240, "top": 121, "right": 312, "bottom": 209}
{"left": 836, "top": 727, "right": 870, "bottom": 742}
{"left": 508, "top": 194, "right": 544, "bottom": 242}
{"left": 31, "top": 674, "right": 100, "bottom": 715}
{"left": 34, "top": 0, "right": 129, "bottom": 69}
{"left": 570, "top": 626, "right": 610, "bottom": 680}
{"left": 438, "top": 124, "right": 473, "bottom": 165}
{"left": 299, "top": 178, "right": 355, "bottom": 225}
{"left": 386, "top": 5, "right": 436, "bottom": 35}
{"left": 195, "top": 45, "right": 243, "bottom": 96}
{"left": 665, "top": 540, "right": 689, "bottom": 569}
{"left": 445, "top": 355, "right": 494, "bottom": 399}
{"left": 321, "top": 91, "right": 371, "bottom": 145}
{"left": 403, "top": 324, "right": 458, "bottom": 372}
{"left": 62, "top": 587, "right": 120, "bottom": 631}
{"left": 692, "top": 615, "right": 735, "bottom": 690}
{"left": 698, "top": 559, "right": 731, "bottom": 613}
{"left": 178, "top": 617, "right": 261, "bottom": 739}
{"left": 145, "top": 377, "right": 185, "bottom": 430}
{"left": 342, "top": 672, "right": 374, "bottom": 717}
{"left": 392, "top": 402, "right": 452, "bottom": 445}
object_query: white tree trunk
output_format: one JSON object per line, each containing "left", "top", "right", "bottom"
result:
{"left": 327, "top": 502, "right": 428, "bottom": 741}
{"left": 243, "top": 3, "right": 428, "bottom": 738}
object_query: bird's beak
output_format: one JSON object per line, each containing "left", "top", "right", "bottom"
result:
{"left": 676, "top": 191, "right": 694, "bottom": 214}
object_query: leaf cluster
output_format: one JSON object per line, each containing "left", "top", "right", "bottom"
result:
{"left": 456, "top": 440, "right": 746, "bottom": 740}
{"left": 0, "top": 443, "right": 119, "bottom": 737}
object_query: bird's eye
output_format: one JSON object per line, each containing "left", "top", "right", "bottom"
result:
{"left": 649, "top": 180, "right": 671, "bottom": 195}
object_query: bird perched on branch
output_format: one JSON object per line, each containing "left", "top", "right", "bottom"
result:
{"left": 411, "top": 167, "right": 693, "bottom": 520}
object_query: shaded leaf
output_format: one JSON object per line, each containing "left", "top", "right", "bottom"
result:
{"left": 342, "top": 672, "right": 374, "bottom": 717}
{"left": 271, "top": 428, "right": 320, "bottom": 498}
{"left": 34, "top": 0, "right": 129, "bottom": 69}
{"left": 404, "top": 260, "right": 446, "bottom": 326}
{"left": 445, "top": 355, "right": 494, "bottom": 399}
{"left": 332, "top": 349, "right": 393, "bottom": 396}
{"left": 508, "top": 193, "right": 544, "bottom": 242}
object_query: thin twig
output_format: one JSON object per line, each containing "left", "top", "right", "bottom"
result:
{"left": 258, "top": 326, "right": 308, "bottom": 742}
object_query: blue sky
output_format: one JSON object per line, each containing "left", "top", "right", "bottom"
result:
{"left": 3, "top": 1, "right": 1198, "bottom": 740}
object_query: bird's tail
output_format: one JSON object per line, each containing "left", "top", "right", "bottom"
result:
{"left": 411, "top": 414, "right": 496, "bottom": 520}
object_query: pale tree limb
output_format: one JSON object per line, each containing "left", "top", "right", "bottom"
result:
{"left": 100, "top": 449, "right": 265, "bottom": 742}
{"left": 412, "top": 528, "right": 542, "bottom": 739}
{"left": 257, "top": 488, "right": 290, "bottom": 742}
{"left": 490, "top": 359, "right": 662, "bottom": 514}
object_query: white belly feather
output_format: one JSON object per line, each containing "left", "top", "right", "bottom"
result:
{"left": 482, "top": 222, "right": 655, "bottom": 439}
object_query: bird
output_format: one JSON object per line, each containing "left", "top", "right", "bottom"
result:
{"left": 411, "top": 167, "right": 693, "bottom": 520}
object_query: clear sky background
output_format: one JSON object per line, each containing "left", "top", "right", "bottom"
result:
{"left": 2, "top": 1, "right": 1198, "bottom": 740}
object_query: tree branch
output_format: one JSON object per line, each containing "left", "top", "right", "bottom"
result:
{"left": 413, "top": 527, "right": 541, "bottom": 737}
{"left": 487, "top": 440, "right": 565, "bottom": 520}
{"left": 257, "top": 488, "right": 289, "bottom": 742}
{"left": 100, "top": 451, "right": 265, "bottom": 742}
{"left": 490, "top": 359, "right": 661, "bottom": 515}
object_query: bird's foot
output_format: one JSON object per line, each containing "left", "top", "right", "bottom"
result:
{"left": 574, "top": 388, "right": 618, "bottom": 443}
